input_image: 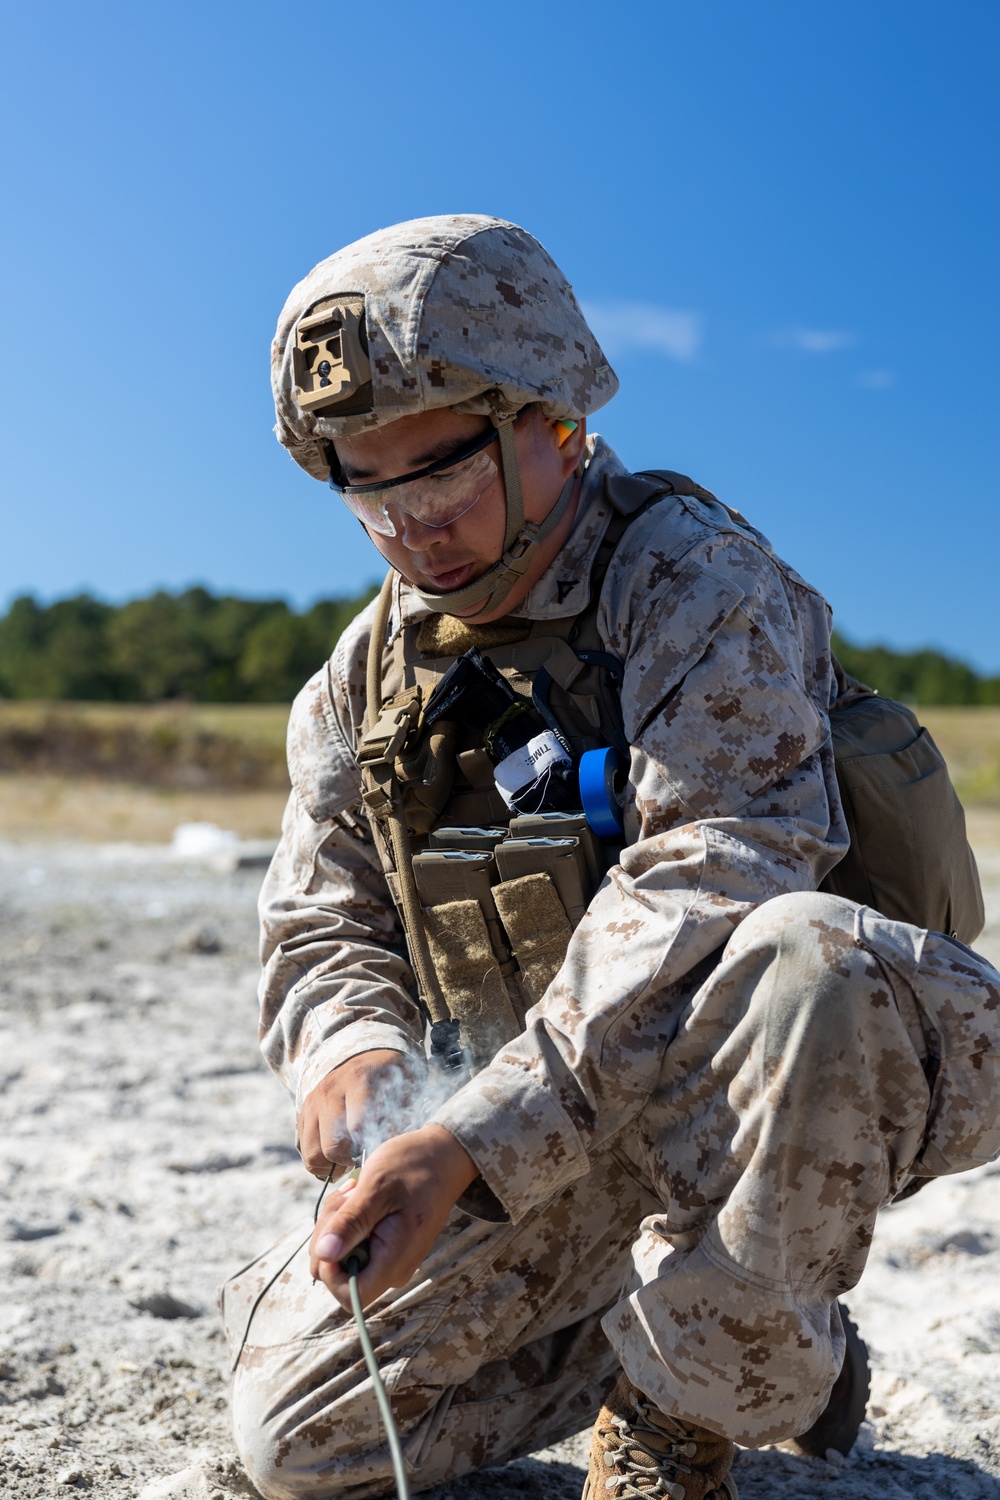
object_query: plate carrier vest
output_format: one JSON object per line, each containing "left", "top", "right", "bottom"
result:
{"left": 354, "top": 469, "right": 985, "bottom": 1072}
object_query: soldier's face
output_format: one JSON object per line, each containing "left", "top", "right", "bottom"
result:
{"left": 334, "top": 406, "right": 585, "bottom": 620}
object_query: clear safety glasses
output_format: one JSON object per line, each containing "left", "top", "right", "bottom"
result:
{"left": 328, "top": 426, "right": 500, "bottom": 537}
{"left": 329, "top": 426, "right": 500, "bottom": 538}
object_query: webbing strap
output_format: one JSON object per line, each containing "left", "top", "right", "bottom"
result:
{"left": 365, "top": 571, "right": 395, "bottom": 735}
{"left": 360, "top": 571, "right": 449, "bottom": 1024}
{"left": 495, "top": 414, "right": 524, "bottom": 555}
{"left": 385, "top": 799, "right": 449, "bottom": 1023}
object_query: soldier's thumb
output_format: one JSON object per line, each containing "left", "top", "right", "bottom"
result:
{"left": 314, "top": 1190, "right": 377, "bottom": 1266}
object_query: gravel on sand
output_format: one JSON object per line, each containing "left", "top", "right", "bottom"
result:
{"left": 1, "top": 835, "right": 999, "bottom": 1499}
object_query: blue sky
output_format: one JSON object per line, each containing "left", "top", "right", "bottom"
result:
{"left": 2, "top": 2, "right": 998, "bottom": 668}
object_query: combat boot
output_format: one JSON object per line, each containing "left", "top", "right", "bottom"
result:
{"left": 584, "top": 1372, "right": 738, "bottom": 1499}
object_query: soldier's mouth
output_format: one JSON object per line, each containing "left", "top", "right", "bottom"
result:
{"left": 424, "top": 562, "right": 478, "bottom": 591}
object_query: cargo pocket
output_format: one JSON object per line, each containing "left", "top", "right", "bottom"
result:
{"left": 822, "top": 703, "right": 984, "bottom": 944}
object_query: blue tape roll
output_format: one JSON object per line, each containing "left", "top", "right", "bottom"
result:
{"left": 579, "top": 747, "right": 625, "bottom": 837}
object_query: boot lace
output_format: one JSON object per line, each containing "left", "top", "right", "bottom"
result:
{"left": 599, "top": 1398, "right": 699, "bottom": 1499}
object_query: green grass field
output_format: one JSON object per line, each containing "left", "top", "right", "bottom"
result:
{"left": 920, "top": 708, "right": 1000, "bottom": 806}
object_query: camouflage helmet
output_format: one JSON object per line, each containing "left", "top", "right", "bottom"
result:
{"left": 271, "top": 214, "right": 618, "bottom": 477}
{"left": 271, "top": 215, "right": 618, "bottom": 617}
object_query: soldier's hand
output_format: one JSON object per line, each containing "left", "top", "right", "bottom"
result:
{"left": 297, "top": 1050, "right": 411, "bottom": 1177}
{"left": 309, "top": 1124, "right": 479, "bottom": 1308}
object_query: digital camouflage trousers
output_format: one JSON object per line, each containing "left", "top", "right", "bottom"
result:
{"left": 220, "top": 892, "right": 1000, "bottom": 1499}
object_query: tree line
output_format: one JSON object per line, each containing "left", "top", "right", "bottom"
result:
{"left": 831, "top": 633, "right": 1000, "bottom": 708}
{"left": 0, "top": 587, "right": 378, "bottom": 703}
{"left": 0, "top": 588, "right": 997, "bottom": 705}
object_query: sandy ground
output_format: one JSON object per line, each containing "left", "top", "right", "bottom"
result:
{"left": 1, "top": 825, "right": 1000, "bottom": 1500}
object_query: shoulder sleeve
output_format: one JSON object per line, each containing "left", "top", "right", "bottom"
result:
{"left": 285, "top": 597, "right": 377, "bottom": 821}
{"left": 608, "top": 517, "right": 830, "bottom": 825}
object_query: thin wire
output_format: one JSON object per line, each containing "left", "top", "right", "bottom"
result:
{"left": 346, "top": 1259, "right": 411, "bottom": 1500}
{"left": 314, "top": 1160, "right": 336, "bottom": 1222}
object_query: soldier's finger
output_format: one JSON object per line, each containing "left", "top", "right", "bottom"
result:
{"left": 296, "top": 1109, "right": 323, "bottom": 1177}
{"left": 318, "top": 1114, "right": 356, "bottom": 1168}
{"left": 311, "top": 1192, "right": 373, "bottom": 1271}
{"left": 297, "top": 1094, "right": 353, "bottom": 1176}
{"left": 297, "top": 1109, "right": 338, "bottom": 1178}
{"left": 311, "top": 1184, "right": 447, "bottom": 1308}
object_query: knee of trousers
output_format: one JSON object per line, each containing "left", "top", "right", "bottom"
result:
{"left": 229, "top": 1364, "right": 313, "bottom": 1500}
{"left": 704, "top": 890, "right": 932, "bottom": 1225}
{"left": 230, "top": 1353, "right": 387, "bottom": 1500}
{"left": 723, "top": 889, "right": 877, "bottom": 1032}
{"left": 731, "top": 889, "right": 858, "bottom": 958}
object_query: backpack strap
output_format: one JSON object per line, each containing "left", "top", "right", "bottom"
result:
{"left": 606, "top": 467, "right": 750, "bottom": 521}
{"left": 605, "top": 468, "right": 706, "bottom": 513}
{"left": 581, "top": 467, "right": 725, "bottom": 633}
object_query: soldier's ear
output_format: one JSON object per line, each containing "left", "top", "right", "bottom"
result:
{"left": 550, "top": 415, "right": 587, "bottom": 471}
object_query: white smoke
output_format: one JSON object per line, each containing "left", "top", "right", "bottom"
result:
{"left": 349, "top": 1050, "right": 468, "bottom": 1163}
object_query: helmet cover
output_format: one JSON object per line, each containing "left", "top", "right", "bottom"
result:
{"left": 271, "top": 214, "right": 618, "bottom": 481}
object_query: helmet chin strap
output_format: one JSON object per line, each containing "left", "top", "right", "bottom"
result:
{"left": 410, "top": 413, "right": 576, "bottom": 619}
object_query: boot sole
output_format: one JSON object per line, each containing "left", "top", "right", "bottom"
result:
{"left": 583, "top": 1469, "right": 739, "bottom": 1499}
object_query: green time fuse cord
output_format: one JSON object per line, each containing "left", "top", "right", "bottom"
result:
{"left": 343, "top": 1247, "right": 411, "bottom": 1500}
{"left": 316, "top": 1161, "right": 412, "bottom": 1500}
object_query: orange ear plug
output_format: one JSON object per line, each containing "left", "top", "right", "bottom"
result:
{"left": 555, "top": 419, "right": 579, "bottom": 447}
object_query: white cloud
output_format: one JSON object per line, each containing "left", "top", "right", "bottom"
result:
{"left": 775, "top": 327, "right": 857, "bottom": 353}
{"left": 582, "top": 301, "right": 701, "bottom": 362}
{"left": 855, "top": 369, "right": 895, "bottom": 390}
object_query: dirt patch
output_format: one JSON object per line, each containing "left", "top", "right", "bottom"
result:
{"left": 0, "top": 775, "right": 288, "bottom": 844}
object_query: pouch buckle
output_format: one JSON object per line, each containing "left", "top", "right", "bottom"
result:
{"left": 356, "top": 692, "right": 422, "bottom": 769}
